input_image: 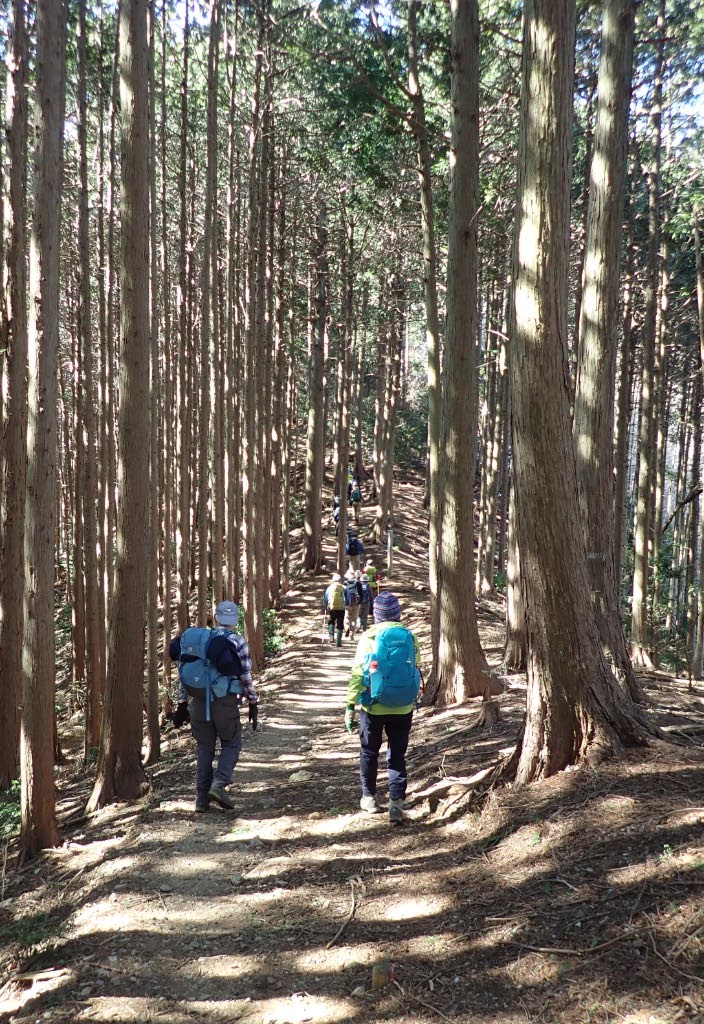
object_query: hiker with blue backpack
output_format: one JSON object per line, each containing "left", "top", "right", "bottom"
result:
{"left": 357, "top": 571, "right": 374, "bottom": 631}
{"left": 344, "top": 570, "right": 361, "bottom": 636}
{"left": 346, "top": 529, "right": 365, "bottom": 572}
{"left": 169, "top": 600, "right": 258, "bottom": 813}
{"left": 344, "top": 591, "right": 422, "bottom": 824}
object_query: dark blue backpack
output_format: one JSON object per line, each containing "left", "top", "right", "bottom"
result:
{"left": 361, "top": 625, "right": 421, "bottom": 708}
{"left": 358, "top": 581, "right": 372, "bottom": 603}
{"left": 178, "top": 627, "right": 244, "bottom": 720}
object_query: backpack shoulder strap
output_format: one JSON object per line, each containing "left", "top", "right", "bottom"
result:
{"left": 206, "top": 630, "right": 243, "bottom": 677}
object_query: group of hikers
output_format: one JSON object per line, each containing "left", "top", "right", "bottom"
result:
{"left": 168, "top": 483, "right": 421, "bottom": 825}
{"left": 322, "top": 559, "right": 380, "bottom": 646}
{"left": 332, "top": 477, "right": 364, "bottom": 532}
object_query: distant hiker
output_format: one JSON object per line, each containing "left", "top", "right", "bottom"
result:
{"left": 349, "top": 480, "right": 363, "bottom": 524}
{"left": 346, "top": 529, "right": 365, "bottom": 572}
{"left": 344, "top": 591, "right": 422, "bottom": 824}
{"left": 364, "top": 559, "right": 382, "bottom": 595}
{"left": 169, "top": 600, "right": 258, "bottom": 813}
{"left": 323, "top": 572, "right": 348, "bottom": 647}
{"left": 345, "top": 571, "right": 361, "bottom": 637}
{"left": 357, "top": 571, "right": 374, "bottom": 631}
{"left": 332, "top": 495, "right": 341, "bottom": 535}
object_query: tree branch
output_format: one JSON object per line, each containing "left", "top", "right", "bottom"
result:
{"left": 660, "top": 486, "right": 702, "bottom": 535}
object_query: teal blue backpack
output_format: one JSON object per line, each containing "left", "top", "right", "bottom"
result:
{"left": 361, "top": 626, "right": 421, "bottom": 708}
{"left": 178, "top": 627, "right": 244, "bottom": 720}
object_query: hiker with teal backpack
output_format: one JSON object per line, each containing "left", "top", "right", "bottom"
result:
{"left": 344, "top": 591, "right": 422, "bottom": 823}
{"left": 169, "top": 600, "right": 258, "bottom": 813}
{"left": 323, "top": 572, "right": 348, "bottom": 647}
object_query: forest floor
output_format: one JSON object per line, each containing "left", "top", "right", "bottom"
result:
{"left": 2, "top": 475, "right": 704, "bottom": 1024}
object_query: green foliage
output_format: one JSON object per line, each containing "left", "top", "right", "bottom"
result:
{"left": 289, "top": 493, "right": 306, "bottom": 530}
{"left": 394, "top": 402, "right": 427, "bottom": 468}
{"left": 4, "top": 910, "right": 63, "bottom": 952}
{"left": 55, "top": 601, "right": 73, "bottom": 647}
{"left": 0, "top": 780, "right": 21, "bottom": 843}
{"left": 263, "top": 608, "right": 285, "bottom": 657}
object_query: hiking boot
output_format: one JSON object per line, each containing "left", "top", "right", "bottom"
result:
{"left": 359, "top": 795, "right": 381, "bottom": 814}
{"left": 195, "top": 795, "right": 209, "bottom": 813}
{"left": 208, "top": 781, "right": 235, "bottom": 810}
{"left": 388, "top": 798, "right": 405, "bottom": 824}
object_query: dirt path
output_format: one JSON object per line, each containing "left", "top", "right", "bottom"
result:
{"left": 3, "top": 478, "right": 704, "bottom": 1024}
{"left": 2, "top": 488, "right": 457, "bottom": 1024}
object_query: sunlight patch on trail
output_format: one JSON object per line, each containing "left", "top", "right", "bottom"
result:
{"left": 258, "top": 993, "right": 358, "bottom": 1024}
{"left": 382, "top": 894, "right": 451, "bottom": 920}
{"left": 69, "top": 994, "right": 358, "bottom": 1023}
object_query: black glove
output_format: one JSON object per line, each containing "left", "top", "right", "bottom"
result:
{"left": 248, "top": 700, "right": 259, "bottom": 731}
{"left": 172, "top": 701, "right": 190, "bottom": 728}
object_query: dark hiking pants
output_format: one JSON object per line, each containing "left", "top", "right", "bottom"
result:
{"left": 190, "top": 694, "right": 242, "bottom": 799}
{"left": 358, "top": 709, "right": 413, "bottom": 802}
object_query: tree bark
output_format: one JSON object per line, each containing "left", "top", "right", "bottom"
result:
{"left": 197, "top": 0, "right": 219, "bottom": 622}
{"left": 630, "top": 0, "right": 665, "bottom": 668}
{"left": 510, "top": 0, "right": 651, "bottom": 784}
{"left": 89, "top": 0, "right": 151, "bottom": 809}
{"left": 612, "top": 191, "right": 636, "bottom": 589}
{"left": 0, "top": 0, "right": 28, "bottom": 789}
{"left": 573, "top": 0, "right": 642, "bottom": 702}
{"left": 21, "top": 0, "right": 65, "bottom": 855}
{"left": 176, "top": 0, "right": 191, "bottom": 629}
{"left": 78, "top": 0, "right": 104, "bottom": 755}
{"left": 691, "top": 209, "right": 704, "bottom": 674}
{"left": 160, "top": 0, "right": 173, "bottom": 691}
{"left": 302, "top": 211, "right": 327, "bottom": 573}
{"left": 408, "top": 0, "right": 442, "bottom": 667}
{"left": 432, "top": 0, "right": 494, "bottom": 705}
{"left": 503, "top": 478, "right": 526, "bottom": 670}
{"left": 242, "top": 20, "right": 263, "bottom": 645}
{"left": 144, "top": 0, "right": 161, "bottom": 765}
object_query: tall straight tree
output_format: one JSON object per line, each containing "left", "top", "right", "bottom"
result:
{"left": 145, "top": 0, "right": 161, "bottom": 764}
{"left": 408, "top": 0, "right": 441, "bottom": 665}
{"left": 176, "top": 0, "right": 191, "bottom": 630}
{"left": 573, "top": 0, "right": 642, "bottom": 702}
{"left": 301, "top": 209, "right": 327, "bottom": 573}
{"left": 630, "top": 0, "right": 666, "bottom": 668}
{"left": 78, "top": 0, "right": 104, "bottom": 754}
{"left": 21, "top": 0, "right": 66, "bottom": 856}
{"left": 197, "top": 0, "right": 220, "bottom": 622}
{"left": 0, "top": 0, "right": 28, "bottom": 789}
{"left": 432, "top": 0, "right": 494, "bottom": 704}
{"left": 241, "top": 17, "right": 264, "bottom": 645}
{"left": 510, "top": 0, "right": 651, "bottom": 783}
{"left": 89, "top": 0, "right": 151, "bottom": 809}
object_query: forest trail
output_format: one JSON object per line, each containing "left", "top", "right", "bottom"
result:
{"left": 1, "top": 480, "right": 473, "bottom": 1024}
{"left": 4, "top": 478, "right": 704, "bottom": 1024}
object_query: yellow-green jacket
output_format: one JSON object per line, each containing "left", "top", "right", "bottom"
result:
{"left": 346, "top": 620, "right": 421, "bottom": 715}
